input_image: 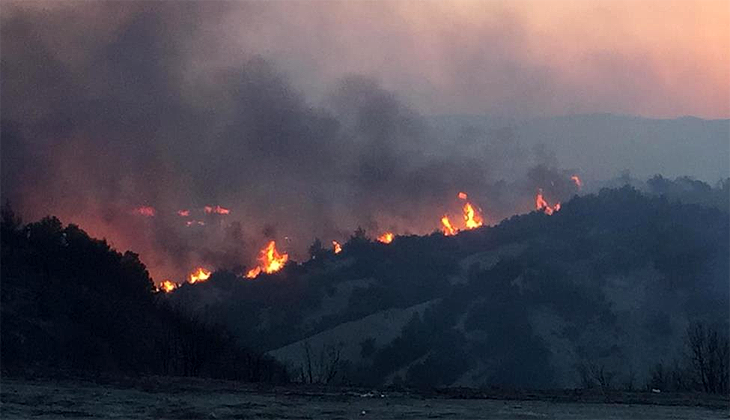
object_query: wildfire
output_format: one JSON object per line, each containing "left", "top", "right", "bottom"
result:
{"left": 332, "top": 240, "right": 342, "bottom": 254}
{"left": 536, "top": 190, "right": 561, "bottom": 215}
{"left": 204, "top": 205, "right": 230, "bottom": 215}
{"left": 458, "top": 193, "right": 483, "bottom": 229}
{"left": 177, "top": 209, "right": 190, "bottom": 217}
{"left": 441, "top": 215, "right": 457, "bottom": 236}
{"left": 185, "top": 220, "right": 205, "bottom": 227}
{"left": 245, "top": 240, "right": 289, "bottom": 278}
{"left": 133, "top": 206, "right": 156, "bottom": 217}
{"left": 189, "top": 267, "right": 211, "bottom": 284}
{"left": 571, "top": 175, "right": 583, "bottom": 189}
{"left": 158, "top": 280, "right": 178, "bottom": 293}
{"left": 377, "top": 232, "right": 394, "bottom": 244}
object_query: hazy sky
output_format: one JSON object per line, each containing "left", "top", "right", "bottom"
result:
{"left": 10, "top": 0, "right": 729, "bottom": 119}
{"left": 223, "top": 0, "right": 730, "bottom": 119}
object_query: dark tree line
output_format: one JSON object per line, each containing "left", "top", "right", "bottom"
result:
{"left": 0, "top": 203, "right": 287, "bottom": 382}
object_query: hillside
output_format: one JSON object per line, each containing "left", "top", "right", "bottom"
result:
{"left": 0, "top": 206, "right": 285, "bottom": 382}
{"left": 170, "top": 185, "right": 729, "bottom": 389}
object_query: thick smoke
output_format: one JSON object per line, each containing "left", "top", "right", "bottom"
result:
{"left": 1, "top": 2, "right": 581, "bottom": 282}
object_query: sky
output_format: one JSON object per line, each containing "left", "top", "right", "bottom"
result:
{"left": 225, "top": 0, "right": 730, "bottom": 119}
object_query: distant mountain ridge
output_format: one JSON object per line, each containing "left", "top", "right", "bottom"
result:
{"left": 428, "top": 114, "right": 729, "bottom": 183}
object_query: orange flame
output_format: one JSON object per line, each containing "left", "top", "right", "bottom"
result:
{"left": 204, "top": 205, "right": 230, "bottom": 215}
{"left": 332, "top": 240, "right": 342, "bottom": 254}
{"left": 536, "top": 190, "right": 560, "bottom": 215}
{"left": 441, "top": 215, "right": 457, "bottom": 236}
{"left": 571, "top": 175, "right": 583, "bottom": 189}
{"left": 177, "top": 210, "right": 190, "bottom": 217}
{"left": 189, "top": 267, "right": 211, "bottom": 284}
{"left": 133, "top": 206, "right": 156, "bottom": 217}
{"left": 246, "top": 240, "right": 289, "bottom": 278}
{"left": 377, "top": 232, "right": 394, "bottom": 244}
{"left": 458, "top": 193, "right": 483, "bottom": 229}
{"left": 159, "top": 280, "right": 178, "bottom": 293}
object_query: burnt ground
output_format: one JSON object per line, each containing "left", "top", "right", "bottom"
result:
{"left": 1, "top": 375, "right": 728, "bottom": 419}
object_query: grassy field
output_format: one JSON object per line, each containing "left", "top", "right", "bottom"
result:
{"left": 1, "top": 376, "right": 728, "bottom": 419}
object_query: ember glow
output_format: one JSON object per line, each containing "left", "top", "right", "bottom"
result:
{"left": 204, "top": 205, "right": 230, "bottom": 215}
{"left": 158, "top": 280, "right": 178, "bottom": 293}
{"left": 245, "top": 240, "right": 289, "bottom": 278}
{"left": 571, "top": 175, "right": 583, "bottom": 189}
{"left": 332, "top": 240, "right": 342, "bottom": 254}
{"left": 458, "top": 192, "right": 468, "bottom": 200}
{"left": 377, "top": 232, "right": 394, "bottom": 244}
{"left": 177, "top": 210, "right": 190, "bottom": 217}
{"left": 132, "top": 206, "right": 156, "bottom": 217}
{"left": 536, "top": 191, "right": 561, "bottom": 215}
{"left": 441, "top": 215, "right": 457, "bottom": 236}
{"left": 185, "top": 220, "right": 205, "bottom": 227}
{"left": 189, "top": 267, "right": 211, "bottom": 283}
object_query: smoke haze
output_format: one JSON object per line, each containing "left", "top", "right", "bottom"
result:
{"left": 2, "top": 1, "right": 728, "bottom": 282}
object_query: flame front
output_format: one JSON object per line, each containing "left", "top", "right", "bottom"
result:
{"left": 246, "top": 240, "right": 289, "bottom": 278}
{"left": 377, "top": 232, "right": 394, "bottom": 244}
{"left": 441, "top": 215, "right": 457, "bottom": 236}
{"left": 177, "top": 209, "right": 190, "bottom": 217}
{"left": 332, "top": 240, "right": 342, "bottom": 254}
{"left": 189, "top": 267, "right": 211, "bottom": 283}
{"left": 204, "top": 205, "right": 230, "bottom": 215}
{"left": 159, "top": 280, "right": 178, "bottom": 293}
{"left": 571, "top": 175, "right": 583, "bottom": 189}
{"left": 536, "top": 190, "right": 560, "bottom": 215}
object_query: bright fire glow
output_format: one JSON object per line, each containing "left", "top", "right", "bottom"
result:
{"left": 189, "top": 267, "right": 211, "bottom": 283}
{"left": 458, "top": 193, "right": 483, "bottom": 229}
{"left": 204, "top": 205, "right": 230, "bottom": 215}
{"left": 177, "top": 210, "right": 190, "bottom": 217}
{"left": 571, "top": 175, "right": 583, "bottom": 189}
{"left": 133, "top": 206, "right": 156, "bottom": 217}
{"left": 536, "top": 190, "right": 561, "bottom": 215}
{"left": 332, "top": 240, "right": 342, "bottom": 254}
{"left": 377, "top": 232, "right": 394, "bottom": 244}
{"left": 441, "top": 215, "right": 457, "bottom": 236}
{"left": 246, "top": 241, "right": 289, "bottom": 278}
{"left": 159, "top": 280, "right": 178, "bottom": 293}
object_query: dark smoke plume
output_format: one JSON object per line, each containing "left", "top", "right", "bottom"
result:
{"left": 1, "top": 2, "right": 578, "bottom": 282}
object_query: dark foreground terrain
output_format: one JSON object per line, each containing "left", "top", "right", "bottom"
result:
{"left": 1, "top": 376, "right": 727, "bottom": 419}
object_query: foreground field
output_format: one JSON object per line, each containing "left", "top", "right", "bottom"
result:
{"left": 1, "top": 376, "right": 727, "bottom": 419}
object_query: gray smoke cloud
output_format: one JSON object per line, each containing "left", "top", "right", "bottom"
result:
{"left": 1, "top": 2, "right": 582, "bottom": 282}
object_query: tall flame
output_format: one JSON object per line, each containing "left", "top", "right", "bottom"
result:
{"left": 458, "top": 193, "right": 483, "bottom": 229}
{"left": 204, "top": 205, "right": 230, "bottom": 215}
{"left": 246, "top": 241, "right": 289, "bottom": 278}
{"left": 332, "top": 240, "right": 342, "bottom": 254}
{"left": 571, "top": 175, "right": 583, "bottom": 189}
{"left": 159, "top": 280, "right": 178, "bottom": 293}
{"left": 536, "top": 190, "right": 561, "bottom": 215}
{"left": 441, "top": 215, "right": 457, "bottom": 236}
{"left": 377, "top": 232, "right": 394, "bottom": 244}
{"left": 189, "top": 267, "right": 211, "bottom": 283}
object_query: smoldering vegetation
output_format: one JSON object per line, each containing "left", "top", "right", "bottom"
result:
{"left": 6, "top": 3, "right": 725, "bottom": 284}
